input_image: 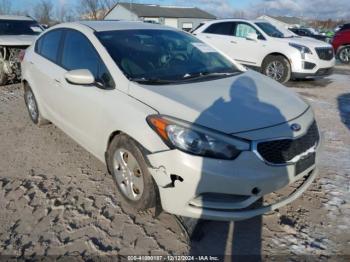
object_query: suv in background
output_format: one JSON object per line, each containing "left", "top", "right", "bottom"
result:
{"left": 0, "top": 15, "right": 43, "bottom": 85}
{"left": 332, "top": 28, "right": 350, "bottom": 64}
{"left": 289, "top": 27, "right": 328, "bottom": 42}
{"left": 193, "top": 19, "right": 335, "bottom": 83}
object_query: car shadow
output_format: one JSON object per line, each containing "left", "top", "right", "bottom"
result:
{"left": 181, "top": 75, "right": 292, "bottom": 260}
{"left": 337, "top": 93, "right": 350, "bottom": 130}
{"left": 286, "top": 77, "right": 333, "bottom": 88}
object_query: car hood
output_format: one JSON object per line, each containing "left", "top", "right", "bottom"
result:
{"left": 0, "top": 35, "right": 37, "bottom": 46}
{"left": 276, "top": 36, "right": 331, "bottom": 48}
{"left": 129, "top": 70, "right": 309, "bottom": 134}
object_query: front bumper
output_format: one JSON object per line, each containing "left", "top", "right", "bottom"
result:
{"left": 147, "top": 108, "right": 321, "bottom": 221}
{"left": 289, "top": 49, "right": 335, "bottom": 78}
{"left": 148, "top": 148, "right": 319, "bottom": 221}
{"left": 292, "top": 67, "right": 334, "bottom": 78}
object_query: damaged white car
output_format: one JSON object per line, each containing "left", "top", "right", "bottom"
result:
{"left": 0, "top": 15, "right": 42, "bottom": 85}
{"left": 21, "top": 21, "right": 321, "bottom": 221}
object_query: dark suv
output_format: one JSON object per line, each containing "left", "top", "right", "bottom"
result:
{"left": 289, "top": 28, "right": 328, "bottom": 42}
{"left": 332, "top": 28, "right": 350, "bottom": 64}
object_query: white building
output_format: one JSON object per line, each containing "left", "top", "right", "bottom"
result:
{"left": 104, "top": 3, "right": 216, "bottom": 31}
{"left": 258, "top": 15, "right": 307, "bottom": 29}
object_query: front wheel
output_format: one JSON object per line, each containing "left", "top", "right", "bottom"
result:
{"left": 107, "top": 134, "right": 157, "bottom": 212}
{"left": 338, "top": 46, "right": 350, "bottom": 64}
{"left": 262, "top": 55, "right": 291, "bottom": 83}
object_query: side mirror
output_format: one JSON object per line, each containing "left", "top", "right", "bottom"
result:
{"left": 65, "top": 69, "right": 95, "bottom": 85}
{"left": 246, "top": 32, "right": 258, "bottom": 41}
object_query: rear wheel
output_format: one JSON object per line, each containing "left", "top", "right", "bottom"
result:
{"left": 107, "top": 134, "right": 157, "bottom": 212}
{"left": 338, "top": 46, "right": 350, "bottom": 64}
{"left": 0, "top": 50, "right": 8, "bottom": 86}
{"left": 262, "top": 55, "right": 291, "bottom": 83}
{"left": 24, "top": 84, "right": 49, "bottom": 126}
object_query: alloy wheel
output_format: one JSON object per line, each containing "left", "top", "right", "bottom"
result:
{"left": 112, "top": 149, "right": 144, "bottom": 201}
{"left": 26, "top": 90, "right": 38, "bottom": 121}
{"left": 266, "top": 61, "right": 285, "bottom": 81}
{"left": 339, "top": 47, "right": 350, "bottom": 63}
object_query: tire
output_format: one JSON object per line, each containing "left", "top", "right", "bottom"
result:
{"left": 262, "top": 55, "right": 291, "bottom": 83}
{"left": 337, "top": 46, "right": 350, "bottom": 64}
{"left": 23, "top": 83, "right": 49, "bottom": 126}
{"left": 107, "top": 134, "right": 157, "bottom": 212}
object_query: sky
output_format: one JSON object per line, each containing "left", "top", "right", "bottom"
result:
{"left": 8, "top": 0, "right": 350, "bottom": 20}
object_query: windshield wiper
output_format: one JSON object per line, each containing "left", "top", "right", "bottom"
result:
{"left": 182, "top": 71, "right": 240, "bottom": 80}
{"left": 131, "top": 77, "right": 175, "bottom": 85}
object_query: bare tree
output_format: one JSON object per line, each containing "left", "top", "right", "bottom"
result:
{"left": 0, "top": 0, "right": 11, "bottom": 15}
{"left": 57, "top": 3, "right": 77, "bottom": 22}
{"left": 78, "top": 0, "right": 118, "bottom": 20}
{"left": 34, "top": 0, "right": 54, "bottom": 25}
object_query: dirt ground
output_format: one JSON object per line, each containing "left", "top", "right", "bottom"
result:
{"left": 0, "top": 65, "right": 349, "bottom": 260}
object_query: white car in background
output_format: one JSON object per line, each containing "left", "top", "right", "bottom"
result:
{"left": 192, "top": 19, "right": 335, "bottom": 83}
{"left": 0, "top": 15, "right": 43, "bottom": 85}
{"left": 22, "top": 21, "right": 321, "bottom": 221}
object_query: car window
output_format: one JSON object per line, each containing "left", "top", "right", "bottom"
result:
{"left": 204, "top": 22, "right": 235, "bottom": 36}
{"left": 341, "top": 23, "right": 350, "bottom": 31}
{"left": 61, "top": 30, "right": 114, "bottom": 89}
{"left": 235, "top": 23, "right": 257, "bottom": 38}
{"left": 38, "top": 30, "right": 63, "bottom": 63}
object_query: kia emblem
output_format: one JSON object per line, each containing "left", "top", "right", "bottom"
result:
{"left": 291, "top": 123, "right": 301, "bottom": 131}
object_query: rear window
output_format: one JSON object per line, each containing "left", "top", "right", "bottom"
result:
{"left": 0, "top": 19, "right": 43, "bottom": 35}
{"left": 204, "top": 22, "right": 234, "bottom": 36}
{"left": 36, "top": 30, "right": 63, "bottom": 63}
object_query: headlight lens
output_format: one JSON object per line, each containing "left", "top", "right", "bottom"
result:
{"left": 147, "top": 115, "right": 247, "bottom": 160}
{"left": 289, "top": 43, "right": 313, "bottom": 56}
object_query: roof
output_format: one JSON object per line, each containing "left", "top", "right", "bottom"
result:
{"left": 107, "top": 3, "right": 216, "bottom": 19}
{"left": 263, "top": 15, "right": 304, "bottom": 25}
{"left": 77, "top": 20, "right": 179, "bottom": 32}
{"left": 0, "top": 15, "right": 34, "bottom": 21}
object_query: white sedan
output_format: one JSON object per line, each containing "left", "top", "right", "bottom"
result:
{"left": 21, "top": 21, "right": 321, "bottom": 221}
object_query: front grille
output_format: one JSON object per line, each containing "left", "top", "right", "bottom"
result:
{"left": 257, "top": 121, "right": 320, "bottom": 164}
{"left": 315, "top": 47, "right": 334, "bottom": 61}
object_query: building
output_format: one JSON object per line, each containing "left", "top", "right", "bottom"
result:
{"left": 258, "top": 15, "right": 307, "bottom": 29}
{"left": 104, "top": 3, "right": 216, "bottom": 31}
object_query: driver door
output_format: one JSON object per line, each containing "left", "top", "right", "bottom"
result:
{"left": 230, "top": 22, "right": 266, "bottom": 67}
{"left": 54, "top": 29, "right": 115, "bottom": 154}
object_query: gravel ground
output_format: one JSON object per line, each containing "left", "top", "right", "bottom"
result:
{"left": 0, "top": 66, "right": 349, "bottom": 260}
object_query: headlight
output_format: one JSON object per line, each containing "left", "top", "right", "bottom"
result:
{"left": 289, "top": 43, "right": 313, "bottom": 58}
{"left": 147, "top": 115, "right": 249, "bottom": 160}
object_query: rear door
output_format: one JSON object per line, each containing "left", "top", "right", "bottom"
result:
{"left": 195, "top": 22, "right": 238, "bottom": 58}
{"left": 29, "top": 29, "right": 66, "bottom": 120}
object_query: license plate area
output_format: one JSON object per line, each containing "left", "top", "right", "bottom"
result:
{"left": 295, "top": 152, "right": 316, "bottom": 175}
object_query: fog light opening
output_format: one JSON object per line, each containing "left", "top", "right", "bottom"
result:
{"left": 252, "top": 187, "right": 260, "bottom": 195}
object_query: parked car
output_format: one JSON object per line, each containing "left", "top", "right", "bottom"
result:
{"left": 289, "top": 27, "right": 329, "bottom": 42}
{"left": 0, "top": 15, "right": 43, "bottom": 85}
{"left": 332, "top": 28, "right": 350, "bottom": 64}
{"left": 22, "top": 21, "right": 321, "bottom": 221}
{"left": 192, "top": 19, "right": 335, "bottom": 83}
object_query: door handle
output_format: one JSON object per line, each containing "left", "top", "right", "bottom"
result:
{"left": 230, "top": 40, "right": 237, "bottom": 44}
{"left": 54, "top": 79, "right": 61, "bottom": 83}
{"left": 205, "top": 36, "right": 211, "bottom": 39}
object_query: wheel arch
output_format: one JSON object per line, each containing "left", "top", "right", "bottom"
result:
{"left": 105, "top": 130, "right": 153, "bottom": 172}
{"left": 336, "top": 44, "right": 350, "bottom": 54}
{"left": 261, "top": 52, "right": 291, "bottom": 68}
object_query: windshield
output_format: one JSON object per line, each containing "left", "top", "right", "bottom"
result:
{"left": 255, "top": 22, "right": 285, "bottom": 38}
{"left": 96, "top": 29, "right": 240, "bottom": 84}
{"left": 0, "top": 19, "right": 43, "bottom": 35}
